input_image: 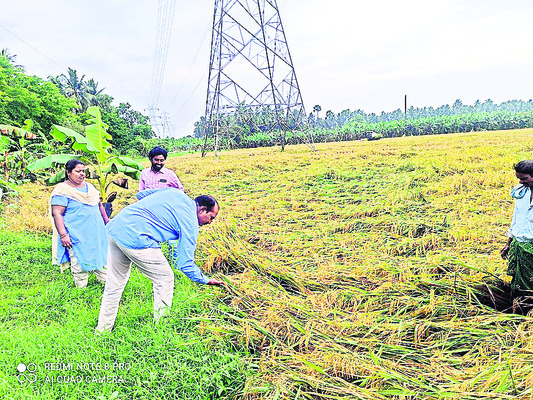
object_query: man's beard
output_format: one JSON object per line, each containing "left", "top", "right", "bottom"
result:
{"left": 152, "top": 164, "right": 163, "bottom": 172}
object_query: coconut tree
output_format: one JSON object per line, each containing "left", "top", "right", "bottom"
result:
{"left": 313, "top": 104, "right": 322, "bottom": 120}
{"left": 85, "top": 78, "right": 106, "bottom": 107}
{"left": 0, "top": 48, "right": 24, "bottom": 70}
{"left": 50, "top": 68, "right": 93, "bottom": 112}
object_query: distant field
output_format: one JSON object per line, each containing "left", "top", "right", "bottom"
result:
{"left": 3, "top": 129, "right": 533, "bottom": 399}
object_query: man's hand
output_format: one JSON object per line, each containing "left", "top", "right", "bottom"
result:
{"left": 208, "top": 279, "right": 224, "bottom": 286}
{"left": 501, "top": 244, "right": 510, "bottom": 260}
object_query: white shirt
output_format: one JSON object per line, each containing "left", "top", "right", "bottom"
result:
{"left": 509, "top": 185, "right": 533, "bottom": 242}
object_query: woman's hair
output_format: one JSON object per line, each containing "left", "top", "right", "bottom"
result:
{"left": 514, "top": 160, "right": 533, "bottom": 175}
{"left": 195, "top": 195, "right": 218, "bottom": 212}
{"left": 65, "top": 159, "right": 85, "bottom": 180}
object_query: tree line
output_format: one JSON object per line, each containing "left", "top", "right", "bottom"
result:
{"left": 2, "top": 47, "right": 533, "bottom": 165}
{"left": 186, "top": 99, "right": 533, "bottom": 151}
{"left": 0, "top": 51, "right": 153, "bottom": 153}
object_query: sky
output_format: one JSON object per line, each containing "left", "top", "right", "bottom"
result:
{"left": 1, "top": 0, "right": 533, "bottom": 138}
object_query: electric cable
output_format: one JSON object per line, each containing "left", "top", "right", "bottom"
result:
{"left": 148, "top": 0, "right": 176, "bottom": 107}
{"left": 164, "top": 22, "right": 211, "bottom": 109}
{"left": 0, "top": 23, "right": 66, "bottom": 70}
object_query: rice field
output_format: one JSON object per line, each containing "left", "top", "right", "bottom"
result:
{"left": 5, "top": 128, "right": 533, "bottom": 399}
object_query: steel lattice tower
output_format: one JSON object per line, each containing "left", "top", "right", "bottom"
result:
{"left": 203, "top": 0, "right": 311, "bottom": 154}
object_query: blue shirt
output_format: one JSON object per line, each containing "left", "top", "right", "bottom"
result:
{"left": 509, "top": 185, "right": 533, "bottom": 242}
{"left": 107, "top": 188, "right": 209, "bottom": 284}
{"left": 51, "top": 184, "right": 107, "bottom": 271}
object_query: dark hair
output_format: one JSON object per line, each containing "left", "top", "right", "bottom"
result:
{"left": 65, "top": 159, "right": 85, "bottom": 180}
{"left": 148, "top": 146, "right": 168, "bottom": 160}
{"left": 514, "top": 160, "right": 533, "bottom": 175}
{"left": 195, "top": 195, "right": 218, "bottom": 212}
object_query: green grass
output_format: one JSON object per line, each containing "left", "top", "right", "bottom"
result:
{"left": 0, "top": 231, "right": 251, "bottom": 399}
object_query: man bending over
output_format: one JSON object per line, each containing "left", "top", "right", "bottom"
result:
{"left": 96, "top": 188, "right": 222, "bottom": 332}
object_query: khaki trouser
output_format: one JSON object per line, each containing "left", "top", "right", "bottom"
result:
{"left": 67, "top": 248, "right": 107, "bottom": 288}
{"left": 96, "top": 237, "right": 175, "bottom": 332}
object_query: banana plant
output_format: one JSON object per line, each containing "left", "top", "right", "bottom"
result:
{"left": 27, "top": 106, "right": 144, "bottom": 209}
{"left": 0, "top": 136, "right": 14, "bottom": 198}
{"left": 0, "top": 120, "right": 39, "bottom": 194}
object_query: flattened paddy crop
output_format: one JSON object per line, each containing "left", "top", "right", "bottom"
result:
{"left": 4, "top": 129, "right": 533, "bottom": 399}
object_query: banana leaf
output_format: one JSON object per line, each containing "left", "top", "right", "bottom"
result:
{"left": 119, "top": 165, "right": 141, "bottom": 180}
{"left": 85, "top": 106, "right": 112, "bottom": 164}
{"left": 50, "top": 125, "right": 98, "bottom": 153}
{"left": 112, "top": 155, "right": 144, "bottom": 171}
{"left": 0, "top": 136, "right": 9, "bottom": 152}
{"left": 109, "top": 163, "right": 119, "bottom": 174}
{"left": 27, "top": 154, "right": 78, "bottom": 172}
{"left": 0, "top": 176, "right": 18, "bottom": 195}
{"left": 106, "top": 191, "right": 117, "bottom": 203}
{"left": 100, "top": 163, "right": 141, "bottom": 180}
{"left": 44, "top": 170, "right": 66, "bottom": 186}
{"left": 0, "top": 124, "right": 37, "bottom": 139}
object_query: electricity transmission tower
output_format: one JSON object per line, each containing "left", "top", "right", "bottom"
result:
{"left": 202, "top": 0, "right": 313, "bottom": 155}
{"left": 146, "top": 108, "right": 174, "bottom": 137}
{"left": 161, "top": 112, "right": 174, "bottom": 137}
{"left": 146, "top": 107, "right": 163, "bottom": 137}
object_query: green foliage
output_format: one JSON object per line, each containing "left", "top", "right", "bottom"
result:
{"left": 0, "top": 230, "right": 251, "bottom": 399}
{"left": 334, "top": 109, "right": 533, "bottom": 139}
{"left": 48, "top": 67, "right": 103, "bottom": 113}
{"left": 192, "top": 100, "right": 533, "bottom": 151}
{"left": 209, "top": 109, "right": 533, "bottom": 150}
{"left": 0, "top": 120, "right": 46, "bottom": 194}
{"left": 0, "top": 58, "right": 154, "bottom": 161}
{"left": 138, "top": 136, "right": 206, "bottom": 157}
{"left": 47, "top": 70, "right": 154, "bottom": 155}
{"left": 195, "top": 104, "right": 305, "bottom": 152}
{"left": 0, "top": 57, "right": 78, "bottom": 133}
{"left": 0, "top": 48, "right": 24, "bottom": 70}
{"left": 98, "top": 97, "right": 153, "bottom": 155}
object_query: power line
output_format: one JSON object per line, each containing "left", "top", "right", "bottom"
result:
{"left": 173, "top": 71, "right": 208, "bottom": 116}
{"left": 0, "top": 23, "right": 66, "bottom": 70}
{"left": 148, "top": 0, "right": 176, "bottom": 107}
{"left": 164, "top": 22, "right": 211, "bottom": 109}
